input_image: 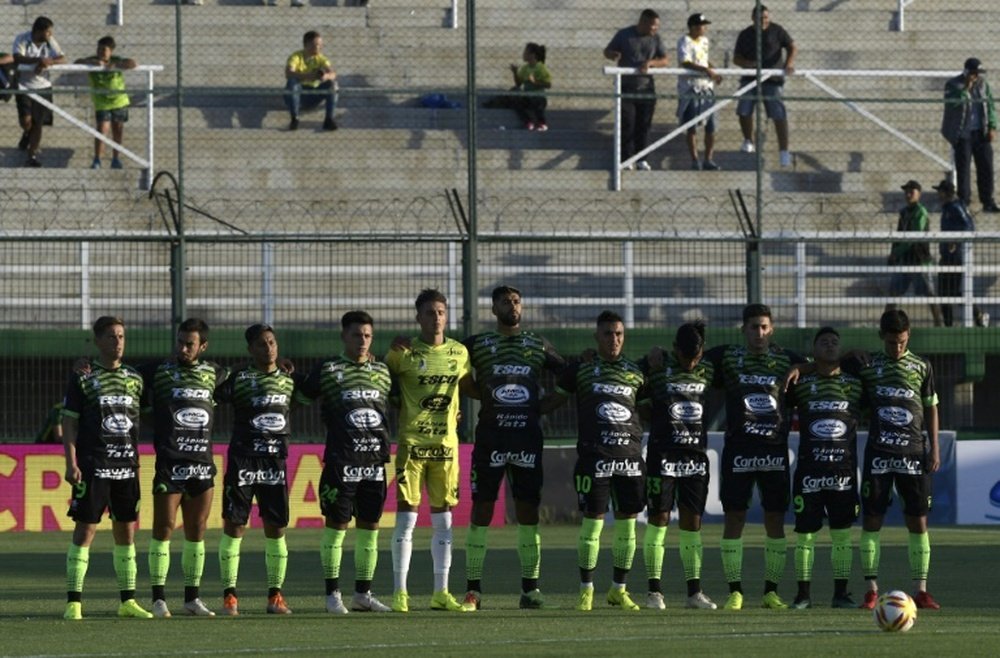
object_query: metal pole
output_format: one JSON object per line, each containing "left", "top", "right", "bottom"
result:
{"left": 623, "top": 241, "right": 635, "bottom": 326}
{"left": 613, "top": 73, "right": 622, "bottom": 191}
{"left": 748, "top": 0, "right": 764, "bottom": 304}
{"left": 171, "top": 0, "right": 186, "bottom": 330}
{"left": 461, "top": 0, "right": 479, "bottom": 441}
{"left": 116, "top": 0, "right": 124, "bottom": 27}
{"left": 144, "top": 69, "right": 154, "bottom": 190}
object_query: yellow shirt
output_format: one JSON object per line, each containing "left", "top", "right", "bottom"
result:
{"left": 386, "top": 337, "right": 471, "bottom": 449}
{"left": 286, "top": 49, "right": 332, "bottom": 89}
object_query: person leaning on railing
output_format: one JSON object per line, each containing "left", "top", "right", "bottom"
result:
{"left": 12, "top": 15, "right": 66, "bottom": 168}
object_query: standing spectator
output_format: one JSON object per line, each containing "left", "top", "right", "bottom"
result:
{"left": 266, "top": 0, "right": 306, "bottom": 5}
{"left": 284, "top": 30, "right": 337, "bottom": 132}
{"left": 75, "top": 36, "right": 136, "bottom": 170}
{"left": 887, "top": 180, "right": 943, "bottom": 326}
{"left": 941, "top": 57, "right": 999, "bottom": 213}
{"left": 604, "top": 9, "right": 669, "bottom": 171}
{"left": 677, "top": 13, "right": 722, "bottom": 171}
{"left": 509, "top": 43, "right": 552, "bottom": 131}
{"left": 12, "top": 16, "right": 66, "bottom": 167}
{"left": 933, "top": 179, "right": 987, "bottom": 327}
{"left": 733, "top": 4, "right": 797, "bottom": 167}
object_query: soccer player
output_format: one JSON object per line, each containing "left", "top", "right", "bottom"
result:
{"left": 549, "top": 310, "right": 648, "bottom": 612}
{"left": 143, "top": 318, "right": 227, "bottom": 617}
{"left": 299, "top": 310, "right": 393, "bottom": 614}
{"left": 641, "top": 321, "right": 717, "bottom": 610}
{"left": 215, "top": 323, "right": 302, "bottom": 616}
{"left": 702, "top": 303, "right": 805, "bottom": 610}
{"left": 386, "top": 289, "right": 475, "bottom": 613}
{"left": 461, "top": 285, "right": 565, "bottom": 610}
{"left": 62, "top": 316, "right": 152, "bottom": 620}
{"left": 784, "top": 327, "right": 863, "bottom": 609}
{"left": 849, "top": 310, "right": 941, "bottom": 610}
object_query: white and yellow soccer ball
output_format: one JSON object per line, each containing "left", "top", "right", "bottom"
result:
{"left": 873, "top": 590, "right": 917, "bottom": 632}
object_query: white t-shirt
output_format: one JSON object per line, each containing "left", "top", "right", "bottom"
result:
{"left": 13, "top": 31, "right": 64, "bottom": 90}
{"left": 677, "top": 34, "right": 713, "bottom": 94}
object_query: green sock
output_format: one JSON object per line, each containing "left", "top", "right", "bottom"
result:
{"left": 182, "top": 540, "right": 206, "bottom": 588}
{"left": 720, "top": 538, "right": 743, "bottom": 585}
{"left": 764, "top": 537, "right": 787, "bottom": 585}
{"left": 829, "top": 528, "right": 852, "bottom": 580}
{"left": 860, "top": 530, "right": 880, "bottom": 579}
{"left": 354, "top": 529, "right": 379, "bottom": 582}
{"left": 265, "top": 536, "right": 289, "bottom": 590}
{"left": 516, "top": 524, "right": 541, "bottom": 580}
{"left": 218, "top": 534, "right": 242, "bottom": 590}
{"left": 794, "top": 532, "right": 815, "bottom": 582}
{"left": 578, "top": 518, "right": 604, "bottom": 572}
{"left": 66, "top": 544, "right": 90, "bottom": 594}
{"left": 678, "top": 529, "right": 703, "bottom": 581}
{"left": 113, "top": 544, "right": 137, "bottom": 593}
{"left": 612, "top": 518, "right": 637, "bottom": 571}
{"left": 643, "top": 524, "right": 667, "bottom": 581}
{"left": 908, "top": 532, "right": 930, "bottom": 581}
{"left": 321, "top": 528, "right": 346, "bottom": 580}
{"left": 465, "top": 524, "right": 488, "bottom": 582}
{"left": 148, "top": 538, "right": 170, "bottom": 587}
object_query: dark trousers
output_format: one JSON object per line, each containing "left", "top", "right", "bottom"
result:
{"left": 621, "top": 93, "right": 656, "bottom": 161}
{"left": 939, "top": 268, "right": 985, "bottom": 326}
{"left": 511, "top": 95, "right": 547, "bottom": 125}
{"left": 953, "top": 131, "right": 995, "bottom": 207}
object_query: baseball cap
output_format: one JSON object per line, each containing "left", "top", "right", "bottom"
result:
{"left": 244, "top": 323, "right": 274, "bottom": 344}
{"left": 687, "top": 13, "right": 711, "bottom": 27}
{"left": 964, "top": 57, "right": 986, "bottom": 74}
{"left": 932, "top": 179, "right": 956, "bottom": 194}
{"left": 900, "top": 180, "right": 922, "bottom": 191}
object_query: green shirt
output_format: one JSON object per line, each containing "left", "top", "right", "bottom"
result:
{"left": 88, "top": 57, "right": 131, "bottom": 112}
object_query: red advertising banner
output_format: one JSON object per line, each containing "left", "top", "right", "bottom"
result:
{"left": 0, "top": 444, "right": 501, "bottom": 532}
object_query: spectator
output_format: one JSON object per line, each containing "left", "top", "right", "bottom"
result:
{"left": 266, "top": 0, "right": 306, "bottom": 6}
{"left": 941, "top": 57, "right": 999, "bottom": 213}
{"left": 933, "top": 179, "right": 987, "bottom": 327}
{"left": 182, "top": 0, "right": 204, "bottom": 5}
{"left": 13, "top": 16, "right": 66, "bottom": 168}
{"left": 284, "top": 30, "right": 337, "bottom": 131}
{"left": 509, "top": 43, "right": 552, "bottom": 131}
{"left": 75, "top": 36, "right": 136, "bottom": 170}
{"left": 0, "top": 51, "right": 14, "bottom": 98}
{"left": 677, "top": 13, "right": 722, "bottom": 171}
{"left": 604, "top": 9, "right": 669, "bottom": 171}
{"left": 886, "top": 180, "right": 942, "bottom": 326}
{"left": 733, "top": 4, "right": 796, "bottom": 167}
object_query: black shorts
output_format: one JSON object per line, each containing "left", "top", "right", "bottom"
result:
{"left": 222, "top": 454, "right": 289, "bottom": 528}
{"left": 319, "top": 461, "right": 387, "bottom": 525}
{"left": 470, "top": 427, "right": 544, "bottom": 505}
{"left": 645, "top": 449, "right": 710, "bottom": 516}
{"left": 574, "top": 453, "right": 645, "bottom": 515}
{"left": 152, "top": 459, "right": 215, "bottom": 497}
{"left": 861, "top": 451, "right": 932, "bottom": 517}
{"left": 67, "top": 469, "right": 140, "bottom": 524}
{"left": 719, "top": 444, "right": 790, "bottom": 513}
{"left": 16, "top": 90, "right": 53, "bottom": 125}
{"left": 792, "top": 468, "right": 859, "bottom": 533}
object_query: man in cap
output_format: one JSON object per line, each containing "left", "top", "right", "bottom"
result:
{"left": 677, "top": 13, "right": 722, "bottom": 171}
{"left": 887, "top": 181, "right": 942, "bottom": 325}
{"left": 933, "top": 179, "right": 987, "bottom": 326}
{"left": 941, "top": 57, "right": 998, "bottom": 213}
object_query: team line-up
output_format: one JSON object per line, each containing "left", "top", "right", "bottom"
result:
{"left": 59, "top": 285, "right": 942, "bottom": 619}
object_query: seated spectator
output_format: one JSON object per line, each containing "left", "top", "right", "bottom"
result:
{"left": 483, "top": 43, "right": 552, "bottom": 131}
{"left": 75, "top": 36, "right": 137, "bottom": 170}
{"left": 284, "top": 30, "right": 337, "bottom": 131}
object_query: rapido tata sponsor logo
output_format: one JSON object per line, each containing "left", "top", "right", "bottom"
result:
{"left": 492, "top": 384, "right": 531, "bottom": 405}
{"left": 174, "top": 408, "right": 210, "bottom": 429}
{"left": 743, "top": 394, "right": 777, "bottom": 414}
{"left": 597, "top": 402, "right": 632, "bottom": 423}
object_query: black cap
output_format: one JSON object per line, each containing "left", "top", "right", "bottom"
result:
{"left": 964, "top": 57, "right": 986, "bottom": 74}
{"left": 688, "top": 13, "right": 711, "bottom": 27}
{"left": 901, "top": 180, "right": 922, "bottom": 191}
{"left": 244, "top": 323, "right": 274, "bottom": 344}
{"left": 932, "top": 179, "right": 956, "bottom": 194}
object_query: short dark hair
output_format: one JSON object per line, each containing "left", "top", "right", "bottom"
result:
{"left": 491, "top": 285, "right": 521, "bottom": 303}
{"left": 415, "top": 288, "right": 447, "bottom": 310}
{"left": 32, "top": 16, "right": 53, "bottom": 34}
{"left": 639, "top": 8, "right": 659, "bottom": 22}
{"left": 742, "top": 303, "right": 772, "bottom": 324}
{"left": 814, "top": 326, "right": 839, "bottom": 343}
{"left": 303, "top": 30, "right": 320, "bottom": 46}
{"left": 178, "top": 317, "right": 209, "bottom": 340}
{"left": 93, "top": 315, "right": 124, "bottom": 338}
{"left": 596, "top": 310, "right": 624, "bottom": 326}
{"left": 752, "top": 4, "right": 769, "bottom": 19}
{"left": 524, "top": 43, "right": 546, "bottom": 64}
{"left": 675, "top": 321, "right": 706, "bottom": 359}
{"left": 244, "top": 323, "right": 274, "bottom": 344}
{"left": 880, "top": 309, "right": 910, "bottom": 334}
{"left": 97, "top": 35, "right": 116, "bottom": 50}
{"left": 342, "top": 310, "right": 374, "bottom": 330}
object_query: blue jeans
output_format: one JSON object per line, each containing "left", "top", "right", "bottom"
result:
{"left": 284, "top": 78, "right": 337, "bottom": 120}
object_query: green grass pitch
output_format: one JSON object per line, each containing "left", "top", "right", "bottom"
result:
{"left": 2, "top": 525, "right": 998, "bottom": 656}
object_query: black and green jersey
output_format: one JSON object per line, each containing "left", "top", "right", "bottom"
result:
{"left": 705, "top": 344, "right": 805, "bottom": 448}
{"left": 644, "top": 353, "right": 714, "bottom": 453}
{"left": 62, "top": 361, "right": 145, "bottom": 473}
{"left": 463, "top": 330, "right": 565, "bottom": 432}
{"left": 786, "top": 371, "right": 863, "bottom": 469}
{"left": 141, "top": 360, "right": 228, "bottom": 464}
{"left": 844, "top": 351, "right": 937, "bottom": 456}
{"left": 556, "top": 356, "right": 648, "bottom": 458}
{"left": 299, "top": 355, "right": 392, "bottom": 465}
{"left": 215, "top": 366, "right": 301, "bottom": 458}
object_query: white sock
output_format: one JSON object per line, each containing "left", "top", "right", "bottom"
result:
{"left": 431, "top": 511, "right": 453, "bottom": 592}
{"left": 391, "top": 511, "right": 417, "bottom": 592}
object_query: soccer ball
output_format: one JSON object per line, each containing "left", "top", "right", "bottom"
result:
{"left": 873, "top": 590, "right": 917, "bottom": 632}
